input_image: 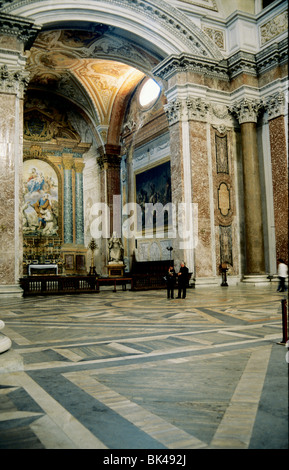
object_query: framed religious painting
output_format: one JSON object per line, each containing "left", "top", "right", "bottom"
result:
{"left": 135, "top": 159, "right": 172, "bottom": 235}
{"left": 23, "top": 158, "right": 59, "bottom": 238}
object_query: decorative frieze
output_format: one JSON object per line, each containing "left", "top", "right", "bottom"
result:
{"left": 178, "top": 0, "right": 218, "bottom": 12}
{"left": 165, "top": 96, "right": 232, "bottom": 126}
{"left": 203, "top": 27, "right": 225, "bottom": 50}
{"left": 260, "top": 10, "right": 288, "bottom": 46}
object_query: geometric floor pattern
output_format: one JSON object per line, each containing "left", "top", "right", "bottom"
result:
{"left": 0, "top": 284, "right": 288, "bottom": 451}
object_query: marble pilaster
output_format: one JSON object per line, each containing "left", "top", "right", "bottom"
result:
{"left": 266, "top": 93, "right": 288, "bottom": 263}
{"left": 62, "top": 154, "right": 74, "bottom": 244}
{"left": 0, "top": 53, "right": 29, "bottom": 295}
{"left": 75, "top": 160, "right": 85, "bottom": 246}
{"left": 0, "top": 14, "right": 40, "bottom": 295}
{"left": 165, "top": 95, "right": 215, "bottom": 279}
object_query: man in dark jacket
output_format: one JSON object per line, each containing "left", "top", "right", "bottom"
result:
{"left": 177, "top": 262, "right": 189, "bottom": 299}
{"left": 166, "top": 265, "right": 176, "bottom": 299}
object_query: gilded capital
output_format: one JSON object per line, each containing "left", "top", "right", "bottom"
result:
{"left": 74, "top": 160, "right": 85, "bottom": 173}
{"left": 62, "top": 154, "right": 74, "bottom": 170}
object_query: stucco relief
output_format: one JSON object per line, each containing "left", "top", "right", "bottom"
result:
{"left": 260, "top": 10, "right": 288, "bottom": 45}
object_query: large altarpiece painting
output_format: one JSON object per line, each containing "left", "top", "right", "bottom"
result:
{"left": 23, "top": 159, "right": 59, "bottom": 237}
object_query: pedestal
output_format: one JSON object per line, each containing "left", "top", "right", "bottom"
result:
{"left": 107, "top": 264, "right": 125, "bottom": 277}
{"left": 242, "top": 275, "right": 271, "bottom": 286}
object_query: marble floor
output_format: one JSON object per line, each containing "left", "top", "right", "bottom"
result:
{"left": 0, "top": 283, "right": 288, "bottom": 451}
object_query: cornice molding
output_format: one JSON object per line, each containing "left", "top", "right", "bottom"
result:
{"left": 256, "top": 38, "right": 288, "bottom": 75}
{"left": 0, "top": 12, "right": 40, "bottom": 49}
{"left": 154, "top": 36, "right": 287, "bottom": 84}
{"left": 153, "top": 53, "right": 228, "bottom": 81}
{"left": 227, "top": 51, "right": 257, "bottom": 79}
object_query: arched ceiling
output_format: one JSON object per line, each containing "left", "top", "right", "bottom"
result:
{"left": 2, "top": 0, "right": 224, "bottom": 59}
{"left": 26, "top": 27, "right": 150, "bottom": 127}
{"left": 3, "top": 0, "right": 224, "bottom": 147}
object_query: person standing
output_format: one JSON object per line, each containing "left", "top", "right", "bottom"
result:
{"left": 177, "top": 262, "right": 189, "bottom": 299}
{"left": 166, "top": 265, "right": 176, "bottom": 299}
{"left": 277, "top": 259, "right": 288, "bottom": 292}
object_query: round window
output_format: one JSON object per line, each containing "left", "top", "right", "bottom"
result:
{"left": 139, "top": 78, "right": 161, "bottom": 108}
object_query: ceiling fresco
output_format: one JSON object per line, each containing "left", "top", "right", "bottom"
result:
{"left": 25, "top": 28, "right": 159, "bottom": 135}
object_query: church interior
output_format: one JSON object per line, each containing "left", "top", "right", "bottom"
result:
{"left": 0, "top": 0, "right": 287, "bottom": 296}
{"left": 0, "top": 0, "right": 288, "bottom": 451}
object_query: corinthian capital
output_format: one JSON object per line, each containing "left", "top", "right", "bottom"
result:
{"left": 264, "top": 92, "right": 286, "bottom": 120}
{"left": 229, "top": 98, "right": 264, "bottom": 124}
{"left": 0, "top": 65, "right": 29, "bottom": 97}
{"left": 186, "top": 97, "right": 209, "bottom": 121}
{"left": 164, "top": 99, "right": 182, "bottom": 126}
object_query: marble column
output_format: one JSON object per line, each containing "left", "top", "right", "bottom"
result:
{"left": 230, "top": 99, "right": 266, "bottom": 278}
{"left": 97, "top": 145, "right": 121, "bottom": 271}
{"left": 62, "top": 154, "right": 74, "bottom": 244}
{"left": 97, "top": 144, "right": 122, "bottom": 236}
{"left": 74, "top": 160, "right": 85, "bottom": 245}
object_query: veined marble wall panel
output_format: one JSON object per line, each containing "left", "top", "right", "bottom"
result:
{"left": 189, "top": 120, "right": 213, "bottom": 277}
{"left": 211, "top": 126, "right": 240, "bottom": 277}
{"left": 0, "top": 94, "right": 23, "bottom": 285}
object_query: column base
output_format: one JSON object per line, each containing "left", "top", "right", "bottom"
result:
{"left": 0, "top": 284, "right": 23, "bottom": 297}
{"left": 0, "top": 320, "right": 12, "bottom": 355}
{"left": 242, "top": 275, "right": 271, "bottom": 286}
{"left": 193, "top": 277, "right": 219, "bottom": 288}
{"left": 0, "top": 333, "right": 12, "bottom": 354}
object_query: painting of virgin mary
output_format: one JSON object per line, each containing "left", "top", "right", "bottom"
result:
{"left": 23, "top": 159, "right": 59, "bottom": 236}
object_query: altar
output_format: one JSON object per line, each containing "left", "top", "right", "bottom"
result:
{"left": 28, "top": 264, "right": 58, "bottom": 276}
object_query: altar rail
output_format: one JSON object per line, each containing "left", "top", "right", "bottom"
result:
{"left": 20, "top": 275, "right": 98, "bottom": 296}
